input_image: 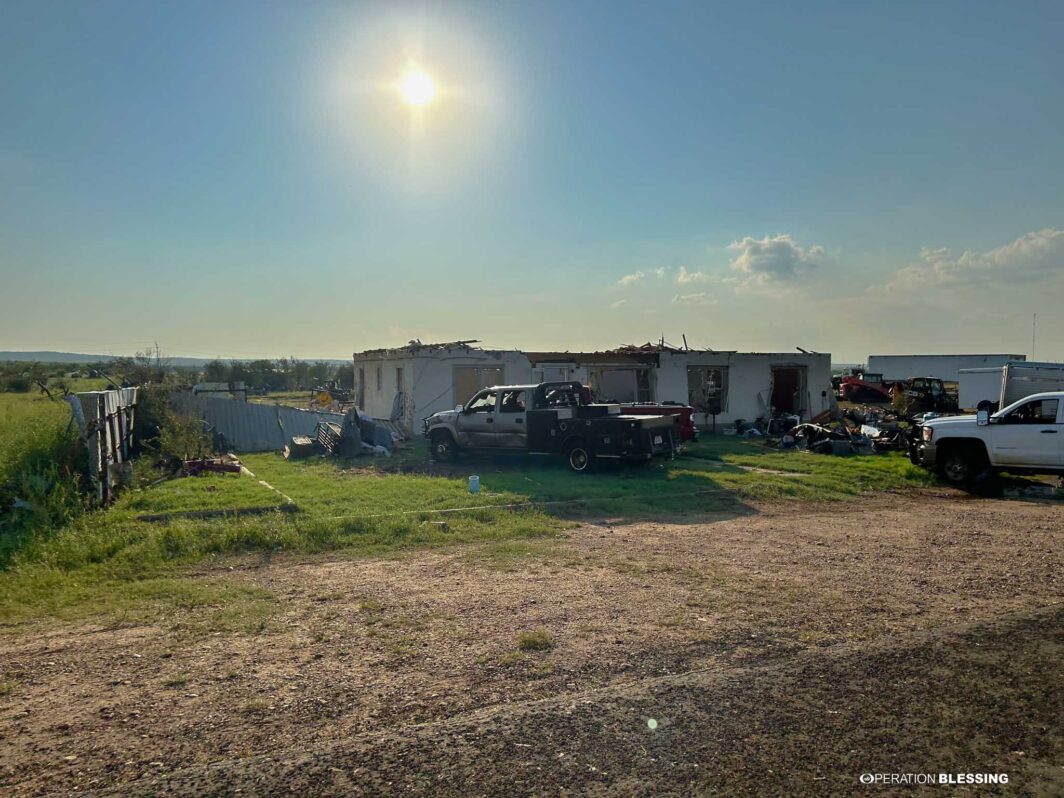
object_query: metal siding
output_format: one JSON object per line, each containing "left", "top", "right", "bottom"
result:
{"left": 172, "top": 394, "right": 344, "bottom": 453}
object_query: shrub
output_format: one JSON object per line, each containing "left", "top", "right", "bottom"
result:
{"left": 158, "top": 409, "right": 213, "bottom": 462}
{"left": 3, "top": 377, "right": 32, "bottom": 393}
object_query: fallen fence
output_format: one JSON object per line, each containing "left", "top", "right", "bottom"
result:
{"left": 67, "top": 388, "right": 138, "bottom": 505}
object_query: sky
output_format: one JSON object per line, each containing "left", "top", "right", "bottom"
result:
{"left": 1, "top": 0, "right": 1062, "bottom": 363}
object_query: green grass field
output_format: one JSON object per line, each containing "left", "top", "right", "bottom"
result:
{"left": 1, "top": 394, "right": 938, "bottom": 628}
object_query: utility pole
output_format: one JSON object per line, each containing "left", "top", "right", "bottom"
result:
{"left": 1032, "top": 314, "right": 1036, "bottom": 359}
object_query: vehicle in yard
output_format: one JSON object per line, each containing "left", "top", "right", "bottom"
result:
{"left": 910, "top": 391, "right": 1063, "bottom": 485}
{"left": 836, "top": 370, "right": 892, "bottom": 403}
{"left": 618, "top": 402, "right": 698, "bottom": 441}
{"left": 892, "top": 376, "right": 958, "bottom": 413}
{"left": 423, "top": 381, "right": 678, "bottom": 472}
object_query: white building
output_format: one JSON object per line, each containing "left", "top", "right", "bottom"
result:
{"left": 353, "top": 342, "right": 531, "bottom": 432}
{"left": 866, "top": 353, "right": 1026, "bottom": 384}
{"left": 354, "top": 341, "right": 833, "bottom": 434}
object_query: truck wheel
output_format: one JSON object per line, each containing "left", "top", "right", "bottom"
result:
{"left": 430, "top": 431, "right": 457, "bottom": 462}
{"left": 936, "top": 445, "right": 984, "bottom": 486}
{"left": 565, "top": 440, "right": 593, "bottom": 473}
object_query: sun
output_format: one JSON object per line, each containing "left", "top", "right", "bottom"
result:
{"left": 400, "top": 68, "right": 437, "bottom": 106}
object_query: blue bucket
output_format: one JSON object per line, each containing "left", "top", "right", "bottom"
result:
{"left": 468, "top": 475, "right": 480, "bottom": 494}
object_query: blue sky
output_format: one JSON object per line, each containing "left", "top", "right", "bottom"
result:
{"left": 1, "top": 1, "right": 1061, "bottom": 361}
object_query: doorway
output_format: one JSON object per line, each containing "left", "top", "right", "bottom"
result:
{"left": 770, "top": 366, "right": 806, "bottom": 414}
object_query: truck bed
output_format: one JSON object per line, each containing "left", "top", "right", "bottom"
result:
{"left": 526, "top": 409, "right": 676, "bottom": 459}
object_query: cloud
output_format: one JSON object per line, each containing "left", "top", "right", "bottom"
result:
{"left": 610, "top": 299, "right": 627, "bottom": 308}
{"left": 617, "top": 271, "right": 645, "bottom": 287}
{"left": 879, "top": 228, "right": 1064, "bottom": 293}
{"left": 653, "top": 267, "right": 667, "bottom": 279}
{"left": 676, "top": 266, "right": 713, "bottom": 284}
{"left": 727, "top": 234, "right": 825, "bottom": 288}
{"left": 672, "top": 292, "right": 717, "bottom": 306}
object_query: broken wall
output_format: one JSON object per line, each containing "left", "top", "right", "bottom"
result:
{"left": 657, "top": 352, "right": 832, "bottom": 427}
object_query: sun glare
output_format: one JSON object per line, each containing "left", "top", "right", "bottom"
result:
{"left": 400, "top": 68, "right": 437, "bottom": 106}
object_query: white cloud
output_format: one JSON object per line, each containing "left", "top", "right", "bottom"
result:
{"left": 880, "top": 228, "right": 1064, "bottom": 293}
{"left": 653, "top": 267, "right": 667, "bottom": 279}
{"left": 728, "top": 234, "right": 825, "bottom": 288}
{"left": 672, "top": 292, "right": 717, "bottom": 306}
{"left": 617, "top": 271, "right": 645, "bottom": 287}
{"left": 676, "top": 266, "right": 713, "bottom": 284}
{"left": 610, "top": 299, "right": 627, "bottom": 308}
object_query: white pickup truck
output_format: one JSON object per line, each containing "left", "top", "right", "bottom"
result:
{"left": 910, "top": 391, "right": 1064, "bottom": 485}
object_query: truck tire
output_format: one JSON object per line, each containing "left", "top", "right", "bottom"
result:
{"left": 565, "top": 439, "right": 593, "bottom": 473}
{"left": 936, "top": 443, "right": 986, "bottom": 486}
{"left": 429, "top": 431, "right": 457, "bottom": 462}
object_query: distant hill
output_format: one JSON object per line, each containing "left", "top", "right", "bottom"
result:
{"left": 0, "top": 351, "right": 348, "bottom": 366}
{"left": 0, "top": 351, "right": 117, "bottom": 364}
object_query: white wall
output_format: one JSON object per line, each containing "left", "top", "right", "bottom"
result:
{"left": 867, "top": 354, "right": 1026, "bottom": 383}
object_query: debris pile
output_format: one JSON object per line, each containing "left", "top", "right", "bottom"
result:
{"left": 788, "top": 420, "right": 874, "bottom": 456}
{"left": 181, "top": 454, "right": 243, "bottom": 476}
{"left": 285, "top": 407, "right": 400, "bottom": 460}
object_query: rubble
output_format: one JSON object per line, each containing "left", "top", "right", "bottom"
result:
{"left": 283, "top": 408, "right": 400, "bottom": 460}
{"left": 181, "top": 455, "right": 243, "bottom": 476}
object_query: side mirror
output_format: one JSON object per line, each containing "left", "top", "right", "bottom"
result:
{"left": 455, "top": 404, "right": 464, "bottom": 413}
{"left": 976, "top": 409, "right": 989, "bottom": 426}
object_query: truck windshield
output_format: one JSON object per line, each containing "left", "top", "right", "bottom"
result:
{"left": 466, "top": 392, "right": 497, "bottom": 413}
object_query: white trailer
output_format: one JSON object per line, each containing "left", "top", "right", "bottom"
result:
{"left": 866, "top": 354, "right": 1026, "bottom": 384}
{"left": 957, "top": 367, "right": 1005, "bottom": 409}
{"left": 1000, "top": 361, "right": 1064, "bottom": 406}
{"left": 958, "top": 360, "right": 1064, "bottom": 408}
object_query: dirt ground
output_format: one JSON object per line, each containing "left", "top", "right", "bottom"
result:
{"left": 1, "top": 492, "right": 1061, "bottom": 796}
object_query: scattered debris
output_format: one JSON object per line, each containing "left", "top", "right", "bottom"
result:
{"left": 181, "top": 455, "right": 242, "bottom": 476}
{"left": 283, "top": 436, "right": 316, "bottom": 460}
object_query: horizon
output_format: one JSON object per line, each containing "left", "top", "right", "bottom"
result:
{"left": 2, "top": 1, "right": 1062, "bottom": 361}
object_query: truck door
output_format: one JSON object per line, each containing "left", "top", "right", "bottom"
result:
{"left": 496, "top": 389, "right": 528, "bottom": 448}
{"left": 457, "top": 389, "right": 498, "bottom": 447}
{"left": 991, "top": 397, "right": 1060, "bottom": 466}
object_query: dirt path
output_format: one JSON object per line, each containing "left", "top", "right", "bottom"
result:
{"left": 0, "top": 494, "right": 1060, "bottom": 795}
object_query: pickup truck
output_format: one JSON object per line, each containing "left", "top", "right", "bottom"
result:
{"left": 423, "top": 381, "right": 678, "bottom": 472}
{"left": 910, "top": 391, "right": 1064, "bottom": 485}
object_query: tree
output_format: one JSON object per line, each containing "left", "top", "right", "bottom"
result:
{"left": 203, "top": 359, "right": 229, "bottom": 382}
{"left": 113, "top": 348, "right": 170, "bottom": 385}
{"left": 334, "top": 363, "right": 354, "bottom": 389}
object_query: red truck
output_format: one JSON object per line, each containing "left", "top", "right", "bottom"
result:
{"left": 836, "top": 370, "right": 892, "bottom": 403}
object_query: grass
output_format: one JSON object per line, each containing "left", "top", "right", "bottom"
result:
{"left": 0, "top": 390, "right": 85, "bottom": 557}
{"left": 0, "top": 427, "right": 939, "bottom": 629}
{"left": 516, "top": 629, "right": 554, "bottom": 651}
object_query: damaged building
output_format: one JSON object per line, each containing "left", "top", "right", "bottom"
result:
{"left": 353, "top": 341, "right": 833, "bottom": 435}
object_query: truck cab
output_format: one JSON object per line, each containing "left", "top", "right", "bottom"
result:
{"left": 445, "top": 384, "right": 535, "bottom": 449}
{"left": 910, "top": 391, "right": 1064, "bottom": 485}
